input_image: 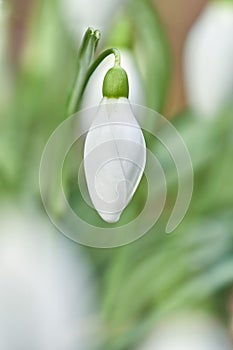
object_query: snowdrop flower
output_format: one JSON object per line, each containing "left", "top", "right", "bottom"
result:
{"left": 184, "top": 2, "right": 233, "bottom": 118}
{"left": 59, "top": 0, "right": 125, "bottom": 43}
{"left": 138, "top": 314, "right": 232, "bottom": 350}
{"left": 84, "top": 60, "right": 146, "bottom": 223}
{"left": 0, "top": 205, "right": 99, "bottom": 350}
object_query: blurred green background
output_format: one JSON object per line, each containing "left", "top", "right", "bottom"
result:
{"left": 0, "top": 0, "right": 233, "bottom": 349}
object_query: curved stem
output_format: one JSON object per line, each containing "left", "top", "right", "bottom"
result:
{"left": 87, "top": 48, "right": 121, "bottom": 77}
{"left": 76, "top": 48, "right": 121, "bottom": 110}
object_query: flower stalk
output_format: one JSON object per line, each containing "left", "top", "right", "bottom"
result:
{"left": 67, "top": 28, "right": 100, "bottom": 116}
{"left": 67, "top": 28, "right": 122, "bottom": 116}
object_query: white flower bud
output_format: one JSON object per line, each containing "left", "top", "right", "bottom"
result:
{"left": 84, "top": 97, "right": 146, "bottom": 223}
{"left": 184, "top": 2, "right": 233, "bottom": 118}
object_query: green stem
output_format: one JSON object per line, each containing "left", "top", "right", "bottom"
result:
{"left": 79, "top": 27, "right": 95, "bottom": 57}
{"left": 68, "top": 47, "right": 121, "bottom": 115}
{"left": 80, "top": 48, "right": 121, "bottom": 103}
{"left": 67, "top": 28, "right": 100, "bottom": 116}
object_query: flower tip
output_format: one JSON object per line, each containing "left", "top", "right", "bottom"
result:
{"left": 94, "top": 30, "right": 101, "bottom": 40}
{"left": 99, "top": 212, "right": 121, "bottom": 224}
{"left": 87, "top": 27, "right": 94, "bottom": 35}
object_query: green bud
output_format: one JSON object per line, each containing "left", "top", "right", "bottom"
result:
{"left": 102, "top": 66, "right": 129, "bottom": 98}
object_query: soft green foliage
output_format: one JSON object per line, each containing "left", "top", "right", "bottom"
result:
{"left": 129, "top": 0, "right": 172, "bottom": 114}
{"left": 99, "top": 103, "right": 233, "bottom": 349}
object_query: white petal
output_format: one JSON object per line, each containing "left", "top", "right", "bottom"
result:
{"left": 84, "top": 98, "right": 146, "bottom": 223}
{"left": 0, "top": 206, "right": 99, "bottom": 350}
{"left": 138, "top": 314, "right": 232, "bottom": 350}
{"left": 184, "top": 2, "right": 233, "bottom": 118}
